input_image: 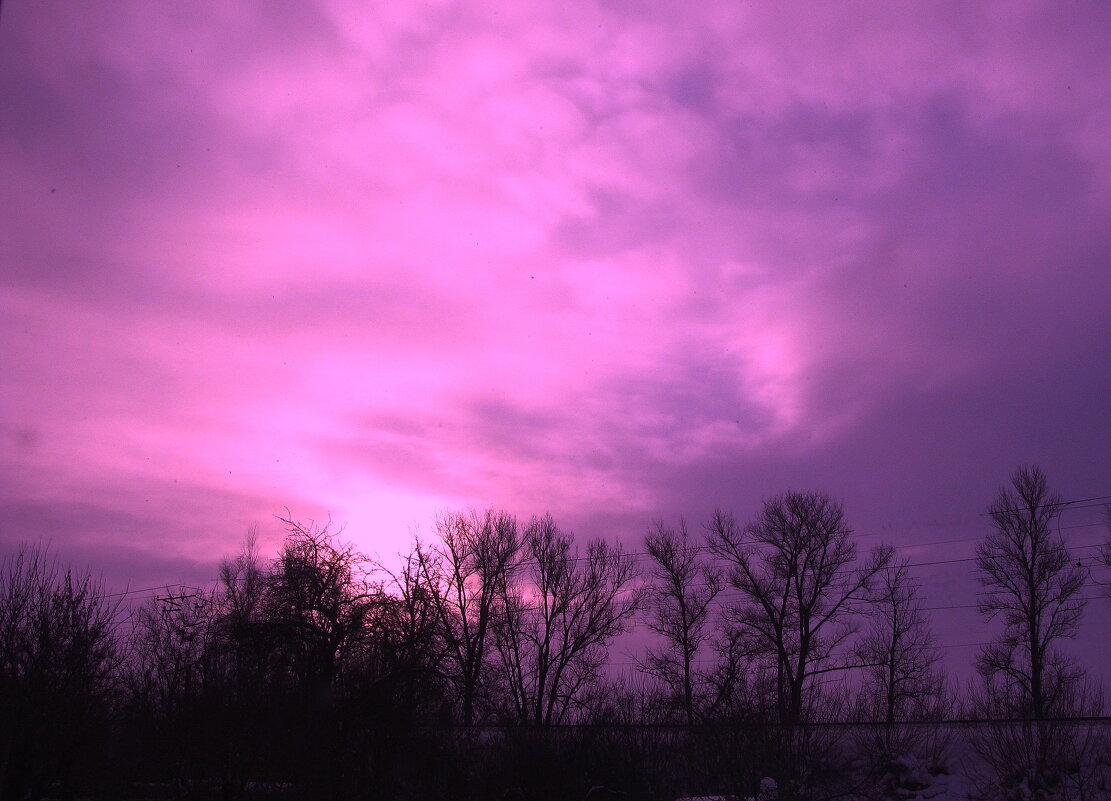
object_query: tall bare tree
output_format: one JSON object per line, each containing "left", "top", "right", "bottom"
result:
{"left": 128, "top": 586, "right": 214, "bottom": 721}
{"left": 640, "top": 519, "right": 722, "bottom": 725}
{"left": 380, "top": 545, "right": 447, "bottom": 687}
{"left": 0, "top": 546, "right": 121, "bottom": 801}
{"left": 264, "top": 517, "right": 432, "bottom": 801}
{"left": 854, "top": 562, "right": 950, "bottom": 801}
{"left": 975, "top": 465, "right": 1086, "bottom": 720}
{"left": 417, "top": 509, "right": 520, "bottom": 725}
{"left": 857, "top": 558, "right": 943, "bottom": 723}
{"left": 708, "top": 491, "right": 892, "bottom": 725}
{"left": 217, "top": 527, "right": 266, "bottom": 644}
{"left": 702, "top": 624, "right": 775, "bottom": 722}
{"left": 264, "top": 516, "right": 382, "bottom": 688}
{"left": 493, "top": 514, "right": 641, "bottom": 725}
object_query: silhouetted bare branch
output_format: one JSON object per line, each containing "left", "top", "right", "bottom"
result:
{"left": 708, "top": 491, "right": 893, "bottom": 725}
{"left": 975, "top": 465, "right": 1087, "bottom": 720}
{"left": 639, "top": 519, "right": 722, "bottom": 724}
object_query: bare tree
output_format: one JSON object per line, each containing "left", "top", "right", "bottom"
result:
{"left": 853, "top": 558, "right": 950, "bottom": 791}
{"left": 708, "top": 491, "right": 893, "bottom": 725}
{"left": 968, "top": 675, "right": 1107, "bottom": 801}
{"left": 0, "top": 546, "right": 121, "bottom": 801}
{"left": 639, "top": 519, "right": 722, "bottom": 725}
{"left": 263, "top": 516, "right": 430, "bottom": 801}
{"left": 380, "top": 545, "right": 447, "bottom": 687}
{"left": 209, "top": 528, "right": 272, "bottom": 718}
{"left": 128, "top": 586, "right": 213, "bottom": 720}
{"left": 416, "top": 509, "right": 520, "bottom": 725}
{"left": 975, "top": 465, "right": 1086, "bottom": 720}
{"left": 124, "top": 585, "right": 228, "bottom": 794}
{"left": 857, "top": 558, "right": 944, "bottom": 723}
{"left": 264, "top": 516, "right": 382, "bottom": 688}
{"left": 217, "top": 526, "right": 266, "bottom": 641}
{"left": 493, "top": 514, "right": 641, "bottom": 725}
{"left": 702, "top": 624, "right": 775, "bottom": 722}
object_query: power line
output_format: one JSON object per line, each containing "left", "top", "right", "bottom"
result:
{"left": 977, "top": 494, "right": 1111, "bottom": 517}
{"left": 103, "top": 582, "right": 203, "bottom": 599}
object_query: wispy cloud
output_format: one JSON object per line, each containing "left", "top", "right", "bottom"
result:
{"left": 1, "top": 0, "right": 1109, "bottom": 578}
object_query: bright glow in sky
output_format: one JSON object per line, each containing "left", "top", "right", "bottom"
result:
{"left": 2, "top": 2, "right": 1110, "bottom": 671}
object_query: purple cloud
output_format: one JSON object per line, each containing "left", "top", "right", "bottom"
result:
{"left": 2, "top": 0, "right": 1110, "bottom": 676}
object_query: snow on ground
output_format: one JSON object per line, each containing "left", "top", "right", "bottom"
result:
{"left": 674, "top": 767, "right": 976, "bottom": 801}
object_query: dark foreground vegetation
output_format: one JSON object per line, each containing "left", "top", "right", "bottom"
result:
{"left": 2, "top": 466, "right": 1111, "bottom": 800}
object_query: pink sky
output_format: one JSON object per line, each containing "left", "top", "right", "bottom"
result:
{"left": 2, "top": 1, "right": 1111, "bottom": 674}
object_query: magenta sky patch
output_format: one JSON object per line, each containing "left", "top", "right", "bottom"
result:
{"left": 2, "top": 1, "right": 1110, "bottom": 676}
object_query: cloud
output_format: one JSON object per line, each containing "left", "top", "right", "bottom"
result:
{"left": 0, "top": 0, "right": 1108, "bottom": 623}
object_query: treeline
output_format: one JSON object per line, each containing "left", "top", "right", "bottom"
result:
{"left": 2, "top": 466, "right": 1110, "bottom": 800}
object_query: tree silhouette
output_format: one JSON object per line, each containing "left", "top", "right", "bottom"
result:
{"left": 493, "top": 514, "right": 641, "bottom": 725}
{"left": 857, "top": 557, "right": 943, "bottom": 723}
{"left": 709, "top": 491, "right": 892, "bottom": 725}
{"left": 975, "top": 465, "right": 1086, "bottom": 720}
{"left": 0, "top": 546, "right": 120, "bottom": 801}
{"left": 415, "top": 509, "right": 520, "bottom": 725}
{"left": 640, "top": 519, "right": 722, "bottom": 725}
